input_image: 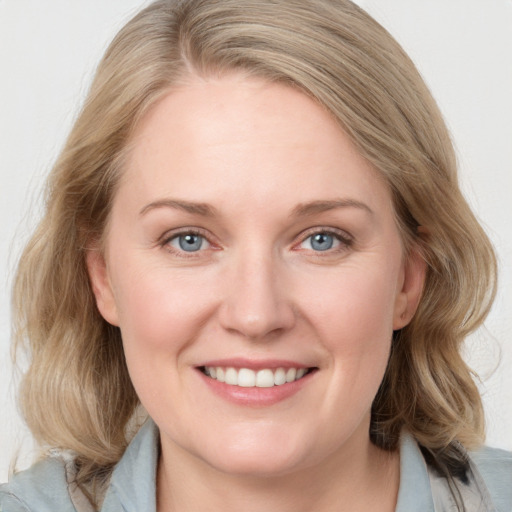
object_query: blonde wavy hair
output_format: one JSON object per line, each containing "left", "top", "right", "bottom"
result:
{"left": 13, "top": 0, "right": 496, "bottom": 502}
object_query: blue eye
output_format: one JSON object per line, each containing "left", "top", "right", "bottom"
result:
{"left": 300, "top": 231, "right": 345, "bottom": 252}
{"left": 310, "top": 233, "right": 335, "bottom": 251}
{"left": 170, "top": 233, "right": 209, "bottom": 252}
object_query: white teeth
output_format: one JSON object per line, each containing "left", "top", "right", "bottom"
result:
{"left": 238, "top": 368, "right": 256, "bottom": 387}
{"left": 296, "top": 368, "right": 306, "bottom": 379}
{"left": 203, "top": 366, "right": 311, "bottom": 387}
{"left": 274, "top": 368, "right": 286, "bottom": 386}
{"left": 256, "top": 369, "right": 274, "bottom": 388}
{"left": 225, "top": 367, "right": 238, "bottom": 385}
{"left": 285, "top": 368, "right": 297, "bottom": 383}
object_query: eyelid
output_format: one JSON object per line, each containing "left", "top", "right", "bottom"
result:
{"left": 159, "top": 226, "right": 209, "bottom": 243}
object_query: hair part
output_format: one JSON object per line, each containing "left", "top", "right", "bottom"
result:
{"left": 12, "top": 0, "right": 496, "bottom": 506}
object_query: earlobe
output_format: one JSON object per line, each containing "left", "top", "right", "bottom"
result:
{"left": 393, "top": 246, "right": 427, "bottom": 330}
{"left": 86, "top": 248, "right": 120, "bottom": 326}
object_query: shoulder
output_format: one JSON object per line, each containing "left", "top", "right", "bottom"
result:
{"left": 469, "top": 444, "right": 512, "bottom": 512}
{"left": 1, "top": 420, "right": 158, "bottom": 512}
{"left": 0, "top": 457, "right": 77, "bottom": 512}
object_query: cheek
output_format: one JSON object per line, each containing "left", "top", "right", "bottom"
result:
{"left": 305, "top": 265, "right": 399, "bottom": 345}
{"left": 110, "top": 266, "right": 218, "bottom": 420}
{"left": 299, "top": 263, "right": 400, "bottom": 396}
{"left": 111, "top": 265, "right": 213, "bottom": 366}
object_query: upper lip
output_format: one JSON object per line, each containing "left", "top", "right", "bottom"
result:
{"left": 197, "top": 358, "right": 314, "bottom": 371}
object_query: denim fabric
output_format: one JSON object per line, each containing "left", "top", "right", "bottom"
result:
{"left": 2, "top": 419, "right": 511, "bottom": 511}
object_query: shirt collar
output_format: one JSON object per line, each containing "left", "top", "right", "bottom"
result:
{"left": 101, "top": 418, "right": 159, "bottom": 512}
{"left": 395, "top": 431, "right": 435, "bottom": 511}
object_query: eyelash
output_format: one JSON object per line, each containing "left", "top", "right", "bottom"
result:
{"left": 159, "top": 226, "right": 353, "bottom": 258}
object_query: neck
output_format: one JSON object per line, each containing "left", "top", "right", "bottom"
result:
{"left": 157, "top": 432, "right": 400, "bottom": 512}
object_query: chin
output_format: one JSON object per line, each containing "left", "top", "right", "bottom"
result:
{"left": 194, "top": 429, "right": 318, "bottom": 478}
{"left": 207, "top": 450, "right": 304, "bottom": 478}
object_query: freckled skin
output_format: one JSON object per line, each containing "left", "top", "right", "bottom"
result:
{"left": 87, "top": 74, "right": 425, "bottom": 510}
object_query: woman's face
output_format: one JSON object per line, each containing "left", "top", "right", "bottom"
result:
{"left": 88, "top": 75, "right": 425, "bottom": 476}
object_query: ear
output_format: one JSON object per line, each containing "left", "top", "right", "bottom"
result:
{"left": 86, "top": 248, "right": 120, "bottom": 326}
{"left": 393, "top": 244, "right": 427, "bottom": 330}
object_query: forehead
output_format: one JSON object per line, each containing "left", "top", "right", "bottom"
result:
{"left": 118, "top": 74, "right": 392, "bottom": 216}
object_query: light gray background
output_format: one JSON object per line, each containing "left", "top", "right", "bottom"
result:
{"left": 1, "top": 0, "right": 511, "bottom": 481}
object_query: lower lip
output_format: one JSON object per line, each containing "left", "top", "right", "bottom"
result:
{"left": 197, "top": 369, "right": 316, "bottom": 407}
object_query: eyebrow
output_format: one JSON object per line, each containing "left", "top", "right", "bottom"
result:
{"left": 139, "top": 197, "right": 373, "bottom": 218}
{"left": 139, "top": 199, "right": 217, "bottom": 217}
{"left": 290, "top": 199, "right": 374, "bottom": 217}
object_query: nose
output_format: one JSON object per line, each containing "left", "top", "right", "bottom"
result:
{"left": 218, "top": 251, "right": 296, "bottom": 340}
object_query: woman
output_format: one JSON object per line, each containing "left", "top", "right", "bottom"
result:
{"left": 1, "top": 0, "right": 511, "bottom": 511}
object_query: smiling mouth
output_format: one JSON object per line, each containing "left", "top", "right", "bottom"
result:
{"left": 199, "top": 366, "right": 317, "bottom": 388}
